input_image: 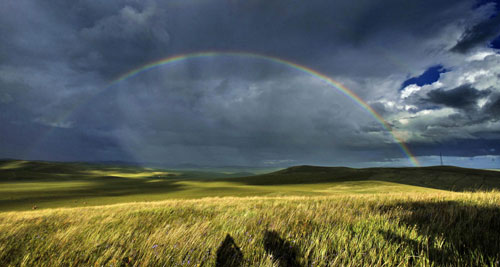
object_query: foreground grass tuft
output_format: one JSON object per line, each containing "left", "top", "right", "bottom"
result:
{"left": 1, "top": 191, "right": 500, "bottom": 266}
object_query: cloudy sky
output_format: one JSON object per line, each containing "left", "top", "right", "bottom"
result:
{"left": 1, "top": 0, "right": 500, "bottom": 168}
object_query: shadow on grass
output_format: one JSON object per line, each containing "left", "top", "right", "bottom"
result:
{"left": 214, "top": 231, "right": 301, "bottom": 267}
{"left": 216, "top": 234, "right": 243, "bottom": 267}
{"left": 263, "top": 230, "right": 302, "bottom": 267}
{"left": 378, "top": 201, "right": 500, "bottom": 265}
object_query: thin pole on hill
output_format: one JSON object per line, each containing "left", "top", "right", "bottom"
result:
{"left": 440, "top": 152, "right": 443, "bottom": 166}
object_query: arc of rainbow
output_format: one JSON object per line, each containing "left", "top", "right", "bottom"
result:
{"left": 111, "top": 51, "right": 420, "bottom": 166}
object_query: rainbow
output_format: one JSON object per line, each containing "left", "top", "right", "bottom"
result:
{"left": 111, "top": 51, "right": 420, "bottom": 166}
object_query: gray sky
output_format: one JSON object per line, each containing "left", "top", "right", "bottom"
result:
{"left": 1, "top": 0, "right": 500, "bottom": 168}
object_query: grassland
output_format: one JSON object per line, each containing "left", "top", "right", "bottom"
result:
{"left": 0, "top": 160, "right": 280, "bottom": 211}
{"left": 2, "top": 160, "right": 500, "bottom": 266}
{"left": 3, "top": 160, "right": 500, "bottom": 212}
{"left": 0, "top": 160, "right": 443, "bottom": 211}
{"left": 2, "top": 192, "right": 500, "bottom": 266}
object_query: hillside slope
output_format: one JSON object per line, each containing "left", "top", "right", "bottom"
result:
{"left": 223, "top": 165, "right": 500, "bottom": 191}
{"left": 2, "top": 160, "right": 500, "bottom": 211}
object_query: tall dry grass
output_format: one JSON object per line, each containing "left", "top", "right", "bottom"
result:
{"left": 1, "top": 191, "right": 500, "bottom": 266}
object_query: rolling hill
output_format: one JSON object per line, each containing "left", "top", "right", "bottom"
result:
{"left": 225, "top": 165, "right": 500, "bottom": 191}
{"left": 2, "top": 160, "right": 500, "bottom": 211}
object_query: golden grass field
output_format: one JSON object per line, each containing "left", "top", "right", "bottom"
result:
{"left": 1, "top": 160, "right": 500, "bottom": 266}
{"left": 2, "top": 192, "right": 500, "bottom": 266}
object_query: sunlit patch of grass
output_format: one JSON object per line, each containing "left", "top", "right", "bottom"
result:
{"left": 0, "top": 160, "right": 29, "bottom": 170}
{"left": 313, "top": 180, "right": 440, "bottom": 194}
{"left": 83, "top": 170, "right": 178, "bottom": 179}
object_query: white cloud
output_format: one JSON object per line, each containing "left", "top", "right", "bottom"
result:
{"left": 459, "top": 69, "right": 490, "bottom": 84}
{"left": 467, "top": 51, "right": 496, "bottom": 61}
{"left": 400, "top": 84, "right": 422, "bottom": 99}
{"left": 478, "top": 97, "right": 489, "bottom": 108}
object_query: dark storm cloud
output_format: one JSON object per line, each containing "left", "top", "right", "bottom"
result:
{"left": 483, "top": 93, "right": 500, "bottom": 118}
{"left": 0, "top": 119, "right": 133, "bottom": 162}
{"left": 425, "top": 85, "right": 490, "bottom": 109}
{"left": 73, "top": 4, "right": 171, "bottom": 76}
{"left": 98, "top": 74, "right": 392, "bottom": 165}
{"left": 0, "top": 0, "right": 474, "bottom": 80}
{"left": 451, "top": 3, "right": 500, "bottom": 53}
{"left": 155, "top": 0, "right": 473, "bottom": 78}
{"left": 2, "top": 0, "right": 500, "bottom": 166}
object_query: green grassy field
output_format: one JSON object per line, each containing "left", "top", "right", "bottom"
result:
{"left": 0, "top": 160, "right": 458, "bottom": 211}
{"left": 1, "top": 160, "right": 500, "bottom": 266}
{"left": 2, "top": 160, "right": 500, "bottom": 212}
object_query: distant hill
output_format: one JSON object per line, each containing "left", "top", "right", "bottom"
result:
{"left": 3, "top": 159, "right": 500, "bottom": 192}
{"left": 0, "top": 159, "right": 257, "bottom": 181}
{"left": 224, "top": 165, "right": 500, "bottom": 191}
